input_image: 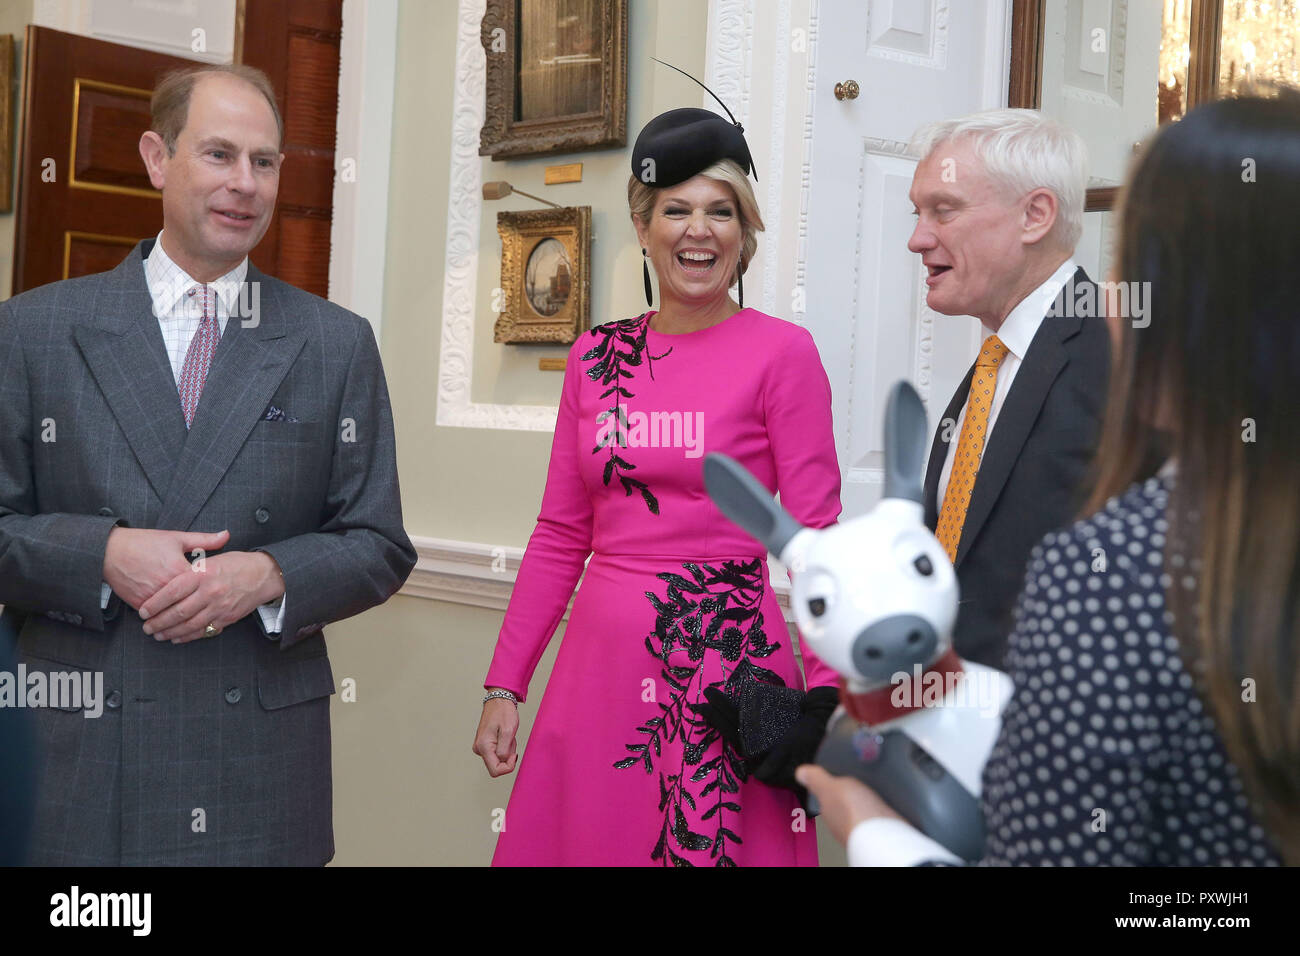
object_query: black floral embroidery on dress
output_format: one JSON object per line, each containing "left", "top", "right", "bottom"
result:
{"left": 613, "top": 559, "right": 786, "bottom": 866}
{"left": 581, "top": 314, "right": 672, "bottom": 516}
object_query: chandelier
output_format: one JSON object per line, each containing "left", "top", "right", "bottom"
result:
{"left": 1160, "top": 0, "right": 1300, "bottom": 121}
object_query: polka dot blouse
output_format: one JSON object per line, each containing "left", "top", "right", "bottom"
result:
{"left": 967, "top": 476, "right": 1281, "bottom": 865}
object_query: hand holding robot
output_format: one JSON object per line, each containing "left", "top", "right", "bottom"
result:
{"left": 703, "top": 381, "right": 1013, "bottom": 862}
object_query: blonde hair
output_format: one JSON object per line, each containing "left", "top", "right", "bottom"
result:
{"left": 627, "top": 159, "right": 764, "bottom": 272}
{"left": 152, "top": 64, "right": 283, "bottom": 156}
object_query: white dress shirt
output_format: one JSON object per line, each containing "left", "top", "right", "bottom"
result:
{"left": 935, "top": 258, "right": 1077, "bottom": 510}
{"left": 847, "top": 816, "right": 962, "bottom": 867}
{"left": 100, "top": 231, "right": 285, "bottom": 633}
{"left": 145, "top": 229, "right": 248, "bottom": 382}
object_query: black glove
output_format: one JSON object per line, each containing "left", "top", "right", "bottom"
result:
{"left": 690, "top": 685, "right": 754, "bottom": 769}
{"left": 751, "top": 686, "right": 839, "bottom": 802}
{"left": 692, "top": 684, "right": 840, "bottom": 808}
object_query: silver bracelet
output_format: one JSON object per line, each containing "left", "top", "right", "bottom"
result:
{"left": 483, "top": 689, "right": 519, "bottom": 706}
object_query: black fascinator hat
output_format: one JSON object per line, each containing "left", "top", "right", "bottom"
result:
{"left": 632, "top": 108, "right": 754, "bottom": 188}
{"left": 630, "top": 58, "right": 756, "bottom": 188}
{"left": 631, "top": 59, "right": 757, "bottom": 308}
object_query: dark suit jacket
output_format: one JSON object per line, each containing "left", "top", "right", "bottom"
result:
{"left": 923, "top": 267, "right": 1110, "bottom": 670}
{"left": 0, "top": 239, "right": 416, "bottom": 864}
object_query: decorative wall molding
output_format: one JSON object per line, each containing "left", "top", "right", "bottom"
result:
{"left": 399, "top": 536, "right": 794, "bottom": 620}
{"left": 1110, "top": 0, "right": 1130, "bottom": 104}
{"left": 705, "top": 0, "right": 756, "bottom": 307}
{"left": 1061, "top": 0, "right": 1129, "bottom": 108}
{"left": 792, "top": 0, "right": 819, "bottom": 326}
{"left": 761, "top": 0, "right": 790, "bottom": 314}
{"left": 867, "top": 0, "right": 950, "bottom": 71}
{"left": 400, "top": 536, "right": 529, "bottom": 610}
{"left": 843, "top": 137, "right": 912, "bottom": 468}
{"left": 435, "top": 0, "right": 559, "bottom": 433}
{"left": 842, "top": 143, "right": 868, "bottom": 459}
{"left": 705, "top": 0, "right": 749, "bottom": 131}
{"left": 862, "top": 136, "right": 914, "bottom": 157}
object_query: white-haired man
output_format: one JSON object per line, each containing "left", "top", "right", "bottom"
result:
{"left": 906, "top": 108, "right": 1110, "bottom": 670}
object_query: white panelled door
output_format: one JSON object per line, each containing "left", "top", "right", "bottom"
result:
{"left": 802, "top": 0, "right": 1012, "bottom": 518}
{"left": 1040, "top": 0, "right": 1158, "bottom": 305}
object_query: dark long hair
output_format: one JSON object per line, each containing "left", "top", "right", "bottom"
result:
{"left": 1086, "top": 86, "right": 1300, "bottom": 863}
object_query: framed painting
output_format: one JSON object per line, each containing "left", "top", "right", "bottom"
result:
{"left": 494, "top": 205, "right": 592, "bottom": 344}
{"left": 479, "top": 0, "right": 628, "bottom": 159}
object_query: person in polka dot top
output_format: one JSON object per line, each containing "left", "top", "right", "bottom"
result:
{"left": 800, "top": 89, "right": 1298, "bottom": 866}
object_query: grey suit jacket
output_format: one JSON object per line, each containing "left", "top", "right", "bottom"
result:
{"left": 0, "top": 239, "right": 416, "bottom": 865}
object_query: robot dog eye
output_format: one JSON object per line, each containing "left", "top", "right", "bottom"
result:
{"left": 800, "top": 573, "right": 837, "bottom": 630}
{"left": 913, "top": 555, "right": 934, "bottom": 576}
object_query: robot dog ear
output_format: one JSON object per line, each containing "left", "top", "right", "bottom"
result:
{"left": 883, "top": 381, "right": 927, "bottom": 505}
{"left": 703, "top": 453, "right": 806, "bottom": 558}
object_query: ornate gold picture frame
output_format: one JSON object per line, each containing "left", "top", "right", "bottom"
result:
{"left": 479, "top": 0, "right": 628, "bottom": 159}
{"left": 494, "top": 205, "right": 591, "bottom": 344}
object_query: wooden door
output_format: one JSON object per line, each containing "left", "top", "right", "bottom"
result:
{"left": 11, "top": 25, "right": 193, "bottom": 293}
{"left": 11, "top": 2, "right": 342, "bottom": 297}
{"left": 238, "top": 0, "right": 343, "bottom": 296}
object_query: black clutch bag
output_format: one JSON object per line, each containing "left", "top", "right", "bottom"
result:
{"left": 737, "top": 683, "right": 806, "bottom": 756}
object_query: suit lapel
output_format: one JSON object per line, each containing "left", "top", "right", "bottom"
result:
{"left": 953, "top": 268, "right": 1089, "bottom": 566}
{"left": 923, "top": 367, "right": 973, "bottom": 529}
{"left": 158, "top": 266, "right": 305, "bottom": 531}
{"left": 72, "top": 242, "right": 187, "bottom": 501}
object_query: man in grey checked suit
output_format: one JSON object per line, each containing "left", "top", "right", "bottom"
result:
{"left": 0, "top": 64, "right": 415, "bottom": 864}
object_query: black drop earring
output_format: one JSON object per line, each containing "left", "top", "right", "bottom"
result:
{"left": 642, "top": 248, "right": 653, "bottom": 308}
{"left": 736, "top": 264, "right": 744, "bottom": 309}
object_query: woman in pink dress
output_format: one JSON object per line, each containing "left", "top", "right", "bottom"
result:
{"left": 473, "top": 101, "right": 842, "bottom": 866}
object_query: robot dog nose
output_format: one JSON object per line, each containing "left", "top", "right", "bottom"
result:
{"left": 850, "top": 614, "right": 938, "bottom": 683}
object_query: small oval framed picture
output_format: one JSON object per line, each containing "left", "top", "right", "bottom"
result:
{"left": 494, "top": 205, "right": 591, "bottom": 344}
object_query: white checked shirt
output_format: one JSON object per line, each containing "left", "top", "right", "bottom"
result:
{"left": 936, "top": 258, "right": 1077, "bottom": 509}
{"left": 145, "top": 229, "right": 248, "bottom": 384}
{"left": 99, "top": 231, "right": 286, "bottom": 634}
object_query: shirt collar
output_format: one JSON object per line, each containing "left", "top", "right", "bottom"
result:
{"left": 984, "top": 258, "right": 1077, "bottom": 360}
{"left": 144, "top": 230, "right": 249, "bottom": 318}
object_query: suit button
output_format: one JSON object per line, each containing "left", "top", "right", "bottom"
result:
{"left": 98, "top": 507, "right": 114, "bottom": 517}
{"left": 106, "top": 691, "right": 122, "bottom": 709}
{"left": 254, "top": 507, "right": 270, "bottom": 524}
{"left": 225, "top": 687, "right": 242, "bottom": 705}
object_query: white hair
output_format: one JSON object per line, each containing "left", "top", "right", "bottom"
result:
{"left": 908, "top": 108, "right": 1088, "bottom": 251}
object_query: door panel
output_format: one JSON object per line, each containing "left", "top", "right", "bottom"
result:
{"left": 70, "top": 78, "right": 159, "bottom": 195}
{"left": 12, "top": 25, "right": 195, "bottom": 293}
{"left": 803, "top": 0, "right": 1010, "bottom": 517}
{"left": 239, "top": 0, "right": 343, "bottom": 297}
{"left": 12, "top": 1, "right": 342, "bottom": 298}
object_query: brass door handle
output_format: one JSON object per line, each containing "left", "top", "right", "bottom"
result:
{"left": 834, "top": 79, "right": 860, "bottom": 101}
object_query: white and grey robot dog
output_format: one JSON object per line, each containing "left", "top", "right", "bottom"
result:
{"left": 703, "top": 381, "right": 1013, "bottom": 861}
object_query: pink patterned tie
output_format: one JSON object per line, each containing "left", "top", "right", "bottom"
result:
{"left": 177, "top": 285, "right": 220, "bottom": 428}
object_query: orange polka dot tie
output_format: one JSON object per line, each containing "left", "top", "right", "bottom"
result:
{"left": 935, "top": 334, "right": 1007, "bottom": 562}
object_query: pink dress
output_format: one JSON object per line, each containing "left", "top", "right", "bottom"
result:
{"left": 484, "top": 308, "right": 842, "bottom": 866}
